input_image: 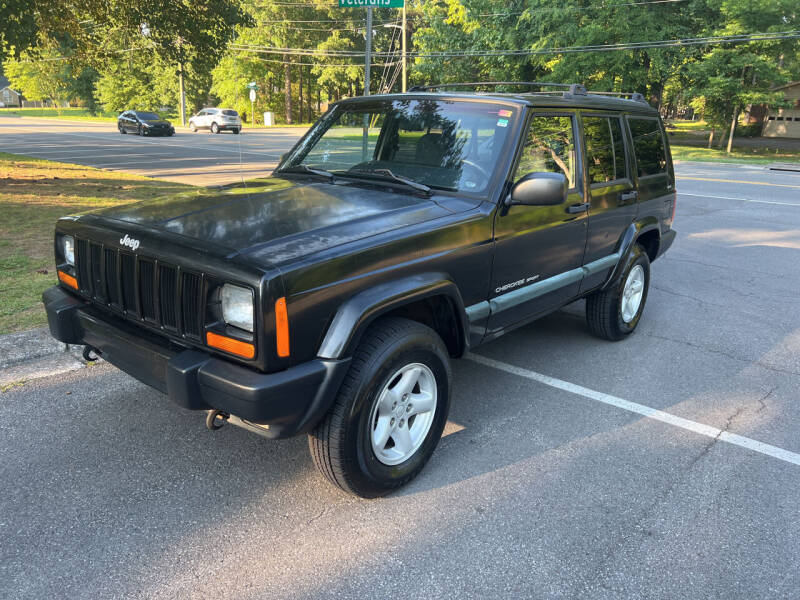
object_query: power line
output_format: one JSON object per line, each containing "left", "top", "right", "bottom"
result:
{"left": 229, "top": 31, "right": 800, "bottom": 59}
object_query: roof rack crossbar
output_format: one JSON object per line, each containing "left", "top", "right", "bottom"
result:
{"left": 408, "top": 81, "right": 576, "bottom": 92}
{"left": 586, "top": 91, "right": 648, "bottom": 103}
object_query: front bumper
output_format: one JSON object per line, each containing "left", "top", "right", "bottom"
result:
{"left": 43, "top": 286, "right": 350, "bottom": 438}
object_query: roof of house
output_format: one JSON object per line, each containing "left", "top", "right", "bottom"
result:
{"left": 0, "top": 86, "right": 22, "bottom": 95}
{"left": 773, "top": 81, "right": 800, "bottom": 92}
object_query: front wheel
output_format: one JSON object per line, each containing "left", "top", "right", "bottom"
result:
{"left": 118, "top": 124, "right": 126, "bottom": 134}
{"left": 189, "top": 122, "right": 197, "bottom": 132}
{"left": 309, "top": 317, "right": 451, "bottom": 498}
{"left": 210, "top": 122, "right": 219, "bottom": 134}
{"left": 586, "top": 243, "right": 651, "bottom": 341}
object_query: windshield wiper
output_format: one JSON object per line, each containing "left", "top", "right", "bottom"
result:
{"left": 348, "top": 168, "right": 432, "bottom": 194}
{"left": 279, "top": 164, "right": 335, "bottom": 181}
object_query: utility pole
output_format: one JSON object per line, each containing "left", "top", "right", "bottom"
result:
{"left": 364, "top": 7, "right": 372, "bottom": 96}
{"left": 401, "top": 5, "right": 407, "bottom": 92}
{"left": 178, "top": 63, "right": 186, "bottom": 127}
{"left": 177, "top": 36, "right": 187, "bottom": 126}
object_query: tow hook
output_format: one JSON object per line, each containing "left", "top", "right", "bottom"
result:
{"left": 82, "top": 346, "right": 100, "bottom": 362}
{"left": 206, "top": 409, "right": 229, "bottom": 430}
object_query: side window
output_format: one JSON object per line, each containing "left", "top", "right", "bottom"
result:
{"left": 629, "top": 117, "right": 667, "bottom": 177}
{"left": 514, "top": 115, "right": 576, "bottom": 187}
{"left": 582, "top": 116, "right": 627, "bottom": 184}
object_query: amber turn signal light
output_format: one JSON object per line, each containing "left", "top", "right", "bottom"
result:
{"left": 275, "top": 297, "right": 290, "bottom": 357}
{"left": 206, "top": 331, "right": 255, "bottom": 359}
{"left": 58, "top": 270, "right": 78, "bottom": 290}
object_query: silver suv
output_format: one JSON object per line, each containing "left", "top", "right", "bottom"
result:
{"left": 188, "top": 108, "right": 242, "bottom": 134}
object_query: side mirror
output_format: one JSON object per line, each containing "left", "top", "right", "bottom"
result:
{"left": 506, "top": 172, "right": 567, "bottom": 207}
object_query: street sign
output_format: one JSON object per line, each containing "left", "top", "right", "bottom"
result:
{"left": 339, "top": 0, "right": 404, "bottom": 7}
{"left": 246, "top": 82, "right": 259, "bottom": 90}
{"left": 249, "top": 89, "right": 256, "bottom": 102}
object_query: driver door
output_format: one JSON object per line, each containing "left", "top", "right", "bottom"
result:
{"left": 487, "top": 112, "right": 588, "bottom": 334}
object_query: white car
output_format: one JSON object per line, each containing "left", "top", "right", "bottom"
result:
{"left": 188, "top": 108, "right": 242, "bottom": 134}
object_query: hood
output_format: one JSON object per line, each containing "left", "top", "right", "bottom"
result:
{"left": 87, "top": 178, "right": 465, "bottom": 266}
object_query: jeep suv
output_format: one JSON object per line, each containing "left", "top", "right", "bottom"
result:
{"left": 43, "top": 83, "right": 676, "bottom": 498}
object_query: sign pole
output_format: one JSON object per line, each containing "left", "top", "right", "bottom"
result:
{"left": 364, "top": 7, "right": 373, "bottom": 96}
{"left": 401, "top": 5, "right": 407, "bottom": 93}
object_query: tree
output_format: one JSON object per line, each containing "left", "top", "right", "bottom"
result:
{"left": 685, "top": 0, "right": 796, "bottom": 151}
{"left": 3, "top": 40, "right": 72, "bottom": 110}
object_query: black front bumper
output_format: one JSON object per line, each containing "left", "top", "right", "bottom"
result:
{"left": 43, "top": 286, "right": 350, "bottom": 438}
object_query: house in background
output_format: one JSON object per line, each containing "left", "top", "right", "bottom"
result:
{"left": 0, "top": 86, "right": 24, "bottom": 107}
{"left": 762, "top": 81, "right": 800, "bottom": 139}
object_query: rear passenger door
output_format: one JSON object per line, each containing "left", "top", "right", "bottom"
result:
{"left": 626, "top": 116, "right": 674, "bottom": 231}
{"left": 579, "top": 114, "right": 638, "bottom": 292}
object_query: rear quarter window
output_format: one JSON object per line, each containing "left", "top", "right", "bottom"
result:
{"left": 628, "top": 117, "right": 667, "bottom": 177}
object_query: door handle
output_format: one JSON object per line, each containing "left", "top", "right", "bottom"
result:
{"left": 620, "top": 191, "right": 639, "bottom": 203}
{"left": 566, "top": 202, "right": 590, "bottom": 214}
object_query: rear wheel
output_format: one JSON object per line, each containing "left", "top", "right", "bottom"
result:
{"left": 232, "top": 128, "right": 240, "bottom": 134}
{"left": 586, "top": 243, "right": 650, "bottom": 341}
{"left": 309, "top": 317, "right": 451, "bottom": 498}
{"left": 211, "top": 122, "right": 219, "bottom": 134}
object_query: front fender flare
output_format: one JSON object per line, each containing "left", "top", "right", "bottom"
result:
{"left": 317, "top": 273, "right": 468, "bottom": 360}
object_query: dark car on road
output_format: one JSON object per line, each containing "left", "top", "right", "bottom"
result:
{"left": 118, "top": 110, "right": 175, "bottom": 136}
{"left": 45, "top": 82, "right": 676, "bottom": 498}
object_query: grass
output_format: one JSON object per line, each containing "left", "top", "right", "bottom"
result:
{"left": 670, "top": 143, "right": 800, "bottom": 165}
{"left": 0, "top": 107, "right": 121, "bottom": 122}
{"left": 0, "top": 152, "right": 192, "bottom": 334}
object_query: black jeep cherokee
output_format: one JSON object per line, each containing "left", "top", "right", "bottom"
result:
{"left": 43, "top": 83, "right": 676, "bottom": 498}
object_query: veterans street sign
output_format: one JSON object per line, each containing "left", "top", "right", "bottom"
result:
{"left": 339, "top": 0, "right": 404, "bottom": 7}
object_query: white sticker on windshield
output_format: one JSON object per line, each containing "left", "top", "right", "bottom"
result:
{"left": 497, "top": 118, "right": 509, "bottom": 127}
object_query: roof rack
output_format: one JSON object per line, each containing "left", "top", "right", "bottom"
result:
{"left": 408, "top": 81, "right": 577, "bottom": 92}
{"left": 406, "top": 81, "right": 648, "bottom": 103}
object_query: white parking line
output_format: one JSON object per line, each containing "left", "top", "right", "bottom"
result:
{"left": 678, "top": 191, "right": 800, "bottom": 207}
{"left": 466, "top": 353, "right": 800, "bottom": 467}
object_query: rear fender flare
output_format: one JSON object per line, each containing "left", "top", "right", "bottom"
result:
{"left": 602, "top": 219, "right": 660, "bottom": 290}
{"left": 317, "top": 273, "right": 469, "bottom": 360}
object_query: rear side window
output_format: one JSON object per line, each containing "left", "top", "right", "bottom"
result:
{"left": 629, "top": 117, "right": 667, "bottom": 176}
{"left": 514, "top": 115, "right": 576, "bottom": 187}
{"left": 583, "top": 116, "right": 627, "bottom": 184}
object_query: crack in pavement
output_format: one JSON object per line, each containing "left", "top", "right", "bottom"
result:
{"left": 577, "top": 400, "right": 755, "bottom": 594}
{"left": 641, "top": 333, "right": 800, "bottom": 378}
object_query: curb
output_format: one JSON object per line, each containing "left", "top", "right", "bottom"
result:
{"left": 0, "top": 327, "right": 68, "bottom": 369}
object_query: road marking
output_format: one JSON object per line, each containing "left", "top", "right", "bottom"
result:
{"left": 466, "top": 353, "right": 800, "bottom": 467}
{"left": 677, "top": 176, "right": 800, "bottom": 189}
{"left": 678, "top": 191, "right": 800, "bottom": 207}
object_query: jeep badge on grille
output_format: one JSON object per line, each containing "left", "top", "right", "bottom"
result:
{"left": 120, "top": 234, "right": 140, "bottom": 251}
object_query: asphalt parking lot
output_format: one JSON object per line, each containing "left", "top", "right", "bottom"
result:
{"left": 0, "top": 117, "right": 305, "bottom": 185}
{"left": 2, "top": 124, "right": 800, "bottom": 597}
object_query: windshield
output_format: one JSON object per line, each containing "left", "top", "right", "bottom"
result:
{"left": 222, "top": 109, "right": 239, "bottom": 117}
{"left": 281, "top": 99, "right": 518, "bottom": 193}
{"left": 135, "top": 112, "right": 161, "bottom": 120}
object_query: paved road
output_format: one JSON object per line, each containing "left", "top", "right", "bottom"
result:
{"left": 0, "top": 117, "right": 306, "bottom": 186}
{"left": 2, "top": 156, "right": 800, "bottom": 596}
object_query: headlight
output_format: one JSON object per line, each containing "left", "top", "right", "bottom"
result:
{"left": 220, "top": 284, "right": 254, "bottom": 332}
{"left": 61, "top": 235, "right": 75, "bottom": 266}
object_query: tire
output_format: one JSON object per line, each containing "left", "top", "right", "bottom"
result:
{"left": 137, "top": 125, "right": 142, "bottom": 136}
{"left": 189, "top": 122, "right": 197, "bottom": 132}
{"left": 119, "top": 124, "right": 126, "bottom": 134}
{"left": 309, "top": 317, "right": 452, "bottom": 498}
{"left": 586, "top": 243, "right": 651, "bottom": 341}
{"left": 232, "top": 128, "right": 240, "bottom": 134}
{"left": 211, "top": 122, "right": 219, "bottom": 134}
